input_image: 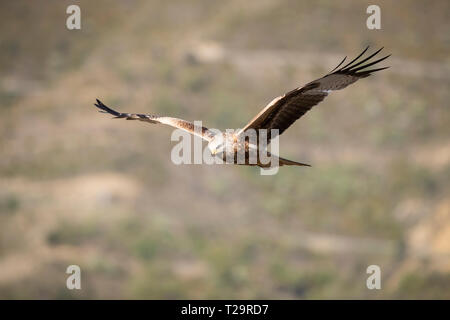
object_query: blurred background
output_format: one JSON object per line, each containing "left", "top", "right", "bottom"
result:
{"left": 0, "top": 0, "right": 449, "bottom": 299}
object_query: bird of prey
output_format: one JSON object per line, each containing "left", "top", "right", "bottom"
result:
{"left": 94, "top": 46, "right": 389, "bottom": 168}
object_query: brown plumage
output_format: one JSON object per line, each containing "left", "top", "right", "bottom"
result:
{"left": 237, "top": 46, "right": 390, "bottom": 140}
{"left": 94, "top": 46, "right": 390, "bottom": 168}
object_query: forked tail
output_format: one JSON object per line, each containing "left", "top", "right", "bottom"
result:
{"left": 278, "top": 156, "right": 311, "bottom": 167}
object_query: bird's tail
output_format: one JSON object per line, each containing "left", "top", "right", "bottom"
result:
{"left": 278, "top": 156, "right": 311, "bottom": 167}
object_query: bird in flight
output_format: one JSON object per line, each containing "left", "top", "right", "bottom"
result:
{"left": 95, "top": 46, "right": 390, "bottom": 168}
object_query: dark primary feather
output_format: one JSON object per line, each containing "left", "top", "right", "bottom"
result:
{"left": 239, "top": 47, "right": 390, "bottom": 140}
{"left": 94, "top": 99, "right": 158, "bottom": 122}
{"left": 328, "top": 55, "right": 348, "bottom": 74}
{"left": 337, "top": 45, "right": 371, "bottom": 71}
{"left": 95, "top": 99, "right": 120, "bottom": 116}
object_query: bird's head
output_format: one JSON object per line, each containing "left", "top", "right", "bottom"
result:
{"left": 208, "top": 136, "right": 226, "bottom": 156}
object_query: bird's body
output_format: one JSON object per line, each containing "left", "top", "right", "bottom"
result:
{"left": 94, "top": 47, "right": 390, "bottom": 168}
{"left": 205, "top": 131, "right": 310, "bottom": 167}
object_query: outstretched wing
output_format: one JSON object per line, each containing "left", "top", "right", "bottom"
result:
{"left": 94, "top": 99, "right": 215, "bottom": 141}
{"left": 237, "top": 46, "right": 390, "bottom": 140}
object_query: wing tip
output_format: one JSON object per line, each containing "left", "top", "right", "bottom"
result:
{"left": 331, "top": 46, "right": 390, "bottom": 77}
{"left": 94, "top": 99, "right": 122, "bottom": 117}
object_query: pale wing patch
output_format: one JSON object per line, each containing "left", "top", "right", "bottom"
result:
{"left": 158, "top": 117, "right": 214, "bottom": 141}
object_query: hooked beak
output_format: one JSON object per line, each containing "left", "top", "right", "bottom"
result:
{"left": 211, "top": 149, "right": 217, "bottom": 156}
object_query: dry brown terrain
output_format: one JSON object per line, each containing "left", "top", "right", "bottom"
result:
{"left": 0, "top": 0, "right": 449, "bottom": 298}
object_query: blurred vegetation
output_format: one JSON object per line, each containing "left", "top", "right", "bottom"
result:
{"left": 0, "top": 0, "right": 449, "bottom": 299}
